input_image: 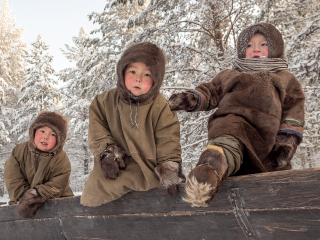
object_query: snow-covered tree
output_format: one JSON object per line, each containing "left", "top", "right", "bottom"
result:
{"left": 59, "top": 27, "right": 96, "bottom": 185}
{"left": 59, "top": 27, "right": 94, "bottom": 137}
{"left": 0, "top": 0, "right": 26, "bottom": 88}
{"left": 0, "top": 0, "right": 27, "bottom": 146}
{"left": 11, "top": 35, "right": 60, "bottom": 141}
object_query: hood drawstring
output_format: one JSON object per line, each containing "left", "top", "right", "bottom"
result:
{"left": 129, "top": 98, "right": 139, "bottom": 128}
{"left": 33, "top": 151, "right": 41, "bottom": 162}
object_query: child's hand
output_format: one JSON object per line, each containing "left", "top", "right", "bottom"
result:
{"left": 168, "top": 91, "right": 199, "bottom": 111}
{"left": 155, "top": 161, "right": 185, "bottom": 196}
{"left": 17, "top": 189, "right": 45, "bottom": 218}
{"left": 99, "top": 145, "right": 126, "bottom": 179}
{"left": 273, "top": 133, "right": 299, "bottom": 170}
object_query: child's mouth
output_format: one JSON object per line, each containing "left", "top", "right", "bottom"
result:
{"left": 41, "top": 142, "right": 48, "bottom": 145}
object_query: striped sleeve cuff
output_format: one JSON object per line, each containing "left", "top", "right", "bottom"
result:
{"left": 278, "top": 120, "right": 303, "bottom": 140}
{"left": 191, "top": 89, "right": 208, "bottom": 111}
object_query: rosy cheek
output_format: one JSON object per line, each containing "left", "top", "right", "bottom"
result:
{"left": 124, "top": 76, "right": 133, "bottom": 89}
{"left": 245, "top": 49, "right": 251, "bottom": 58}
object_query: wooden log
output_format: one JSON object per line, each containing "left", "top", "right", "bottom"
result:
{"left": 0, "top": 167, "right": 320, "bottom": 240}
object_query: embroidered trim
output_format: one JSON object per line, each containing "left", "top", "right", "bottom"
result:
{"left": 203, "top": 145, "right": 225, "bottom": 155}
{"left": 192, "top": 89, "right": 208, "bottom": 111}
{"left": 278, "top": 130, "right": 303, "bottom": 139}
{"left": 196, "top": 89, "right": 208, "bottom": 111}
{"left": 281, "top": 120, "right": 303, "bottom": 128}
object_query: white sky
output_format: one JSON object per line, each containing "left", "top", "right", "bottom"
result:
{"left": 8, "top": 0, "right": 107, "bottom": 72}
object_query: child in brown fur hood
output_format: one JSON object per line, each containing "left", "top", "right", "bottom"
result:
{"left": 169, "top": 23, "right": 305, "bottom": 207}
{"left": 4, "top": 111, "right": 74, "bottom": 218}
{"left": 80, "top": 42, "right": 184, "bottom": 207}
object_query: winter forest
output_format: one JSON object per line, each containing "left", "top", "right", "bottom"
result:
{"left": 1, "top": 0, "right": 320, "bottom": 195}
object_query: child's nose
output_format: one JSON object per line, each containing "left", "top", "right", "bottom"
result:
{"left": 135, "top": 75, "right": 142, "bottom": 82}
{"left": 253, "top": 46, "right": 261, "bottom": 52}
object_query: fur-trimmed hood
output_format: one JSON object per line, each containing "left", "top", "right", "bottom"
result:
{"left": 116, "top": 42, "right": 166, "bottom": 104}
{"left": 28, "top": 111, "right": 68, "bottom": 154}
{"left": 237, "top": 23, "right": 285, "bottom": 58}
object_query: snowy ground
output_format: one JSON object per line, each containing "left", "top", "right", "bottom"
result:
{"left": 0, "top": 194, "right": 9, "bottom": 206}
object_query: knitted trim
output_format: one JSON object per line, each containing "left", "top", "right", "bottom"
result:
{"left": 278, "top": 130, "right": 303, "bottom": 140}
{"left": 192, "top": 89, "right": 208, "bottom": 111}
{"left": 232, "top": 58, "right": 288, "bottom": 72}
{"left": 203, "top": 145, "right": 225, "bottom": 155}
{"left": 279, "top": 121, "right": 303, "bottom": 139}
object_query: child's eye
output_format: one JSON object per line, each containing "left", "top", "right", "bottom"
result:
{"left": 145, "top": 73, "right": 151, "bottom": 77}
{"left": 51, "top": 133, "right": 56, "bottom": 137}
{"left": 40, "top": 130, "right": 45, "bottom": 133}
{"left": 129, "top": 70, "right": 136, "bottom": 74}
{"left": 262, "top": 43, "right": 268, "bottom": 46}
{"left": 247, "top": 44, "right": 252, "bottom": 48}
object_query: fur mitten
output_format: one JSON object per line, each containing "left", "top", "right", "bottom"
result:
{"left": 155, "top": 161, "right": 185, "bottom": 196}
{"left": 183, "top": 147, "right": 228, "bottom": 207}
{"left": 17, "top": 189, "right": 45, "bottom": 218}
{"left": 168, "top": 91, "right": 199, "bottom": 111}
{"left": 273, "top": 132, "right": 300, "bottom": 170}
{"left": 100, "top": 145, "right": 126, "bottom": 179}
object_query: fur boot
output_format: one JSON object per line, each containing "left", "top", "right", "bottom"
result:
{"left": 100, "top": 145, "right": 126, "bottom": 179}
{"left": 183, "top": 146, "right": 228, "bottom": 207}
{"left": 155, "top": 161, "right": 185, "bottom": 196}
{"left": 273, "top": 132, "right": 300, "bottom": 170}
{"left": 17, "top": 189, "right": 45, "bottom": 218}
{"left": 168, "top": 91, "right": 199, "bottom": 111}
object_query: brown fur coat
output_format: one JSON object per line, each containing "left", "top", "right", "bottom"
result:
{"left": 193, "top": 69, "right": 305, "bottom": 175}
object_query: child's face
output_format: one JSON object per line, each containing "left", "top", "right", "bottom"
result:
{"left": 245, "top": 33, "right": 269, "bottom": 59}
{"left": 34, "top": 126, "right": 57, "bottom": 152}
{"left": 124, "top": 62, "right": 153, "bottom": 96}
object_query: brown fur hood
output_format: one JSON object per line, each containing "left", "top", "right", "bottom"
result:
{"left": 28, "top": 111, "right": 68, "bottom": 154}
{"left": 237, "top": 22, "right": 285, "bottom": 58}
{"left": 116, "top": 42, "right": 166, "bottom": 104}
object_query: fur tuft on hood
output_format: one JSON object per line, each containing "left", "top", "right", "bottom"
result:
{"left": 116, "top": 42, "right": 166, "bottom": 103}
{"left": 28, "top": 111, "right": 68, "bottom": 154}
{"left": 237, "top": 23, "right": 285, "bottom": 59}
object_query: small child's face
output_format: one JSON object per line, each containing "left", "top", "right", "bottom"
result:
{"left": 245, "top": 33, "right": 269, "bottom": 59}
{"left": 124, "top": 62, "right": 153, "bottom": 96}
{"left": 34, "top": 126, "right": 57, "bottom": 152}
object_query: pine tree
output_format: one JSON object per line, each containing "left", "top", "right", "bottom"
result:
{"left": 0, "top": 0, "right": 27, "bottom": 146}
{"left": 11, "top": 35, "right": 60, "bottom": 141}
{"left": 0, "top": 0, "right": 26, "bottom": 88}
{"left": 59, "top": 28, "right": 95, "bottom": 186}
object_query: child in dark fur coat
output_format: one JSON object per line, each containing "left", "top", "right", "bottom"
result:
{"left": 4, "top": 111, "right": 74, "bottom": 218}
{"left": 169, "top": 23, "right": 305, "bottom": 207}
{"left": 81, "top": 42, "right": 184, "bottom": 207}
